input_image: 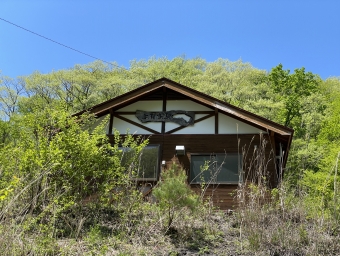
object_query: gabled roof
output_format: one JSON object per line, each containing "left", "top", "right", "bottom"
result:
{"left": 76, "top": 77, "right": 293, "bottom": 137}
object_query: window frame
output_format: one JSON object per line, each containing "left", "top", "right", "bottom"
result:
{"left": 189, "top": 153, "right": 242, "bottom": 185}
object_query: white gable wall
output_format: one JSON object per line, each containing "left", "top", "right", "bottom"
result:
{"left": 218, "top": 113, "right": 265, "bottom": 134}
{"left": 165, "top": 114, "right": 213, "bottom": 133}
{"left": 107, "top": 99, "right": 265, "bottom": 135}
{"left": 117, "top": 100, "right": 162, "bottom": 112}
{"left": 165, "top": 100, "right": 215, "bottom": 133}
{"left": 113, "top": 114, "right": 162, "bottom": 134}
{"left": 172, "top": 116, "right": 215, "bottom": 134}
{"left": 113, "top": 117, "right": 155, "bottom": 134}
{"left": 114, "top": 100, "right": 162, "bottom": 134}
{"left": 166, "top": 100, "right": 212, "bottom": 111}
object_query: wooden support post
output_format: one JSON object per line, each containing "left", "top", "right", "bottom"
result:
{"left": 269, "top": 130, "right": 279, "bottom": 186}
{"left": 215, "top": 108, "right": 218, "bottom": 134}
{"left": 161, "top": 87, "right": 167, "bottom": 134}
{"left": 108, "top": 109, "right": 114, "bottom": 134}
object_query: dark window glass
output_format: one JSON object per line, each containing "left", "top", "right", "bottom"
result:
{"left": 190, "top": 154, "right": 241, "bottom": 184}
{"left": 120, "top": 145, "right": 159, "bottom": 180}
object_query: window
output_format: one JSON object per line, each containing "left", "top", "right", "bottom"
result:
{"left": 190, "top": 154, "right": 242, "bottom": 184}
{"left": 120, "top": 145, "right": 160, "bottom": 181}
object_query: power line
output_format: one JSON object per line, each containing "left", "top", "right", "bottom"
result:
{"left": 0, "top": 17, "right": 124, "bottom": 69}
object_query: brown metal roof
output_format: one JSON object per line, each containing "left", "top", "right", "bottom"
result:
{"left": 74, "top": 77, "right": 293, "bottom": 137}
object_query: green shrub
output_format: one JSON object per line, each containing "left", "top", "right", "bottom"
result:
{"left": 153, "top": 163, "right": 199, "bottom": 230}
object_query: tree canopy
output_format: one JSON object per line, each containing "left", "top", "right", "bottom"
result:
{"left": 1, "top": 56, "right": 340, "bottom": 254}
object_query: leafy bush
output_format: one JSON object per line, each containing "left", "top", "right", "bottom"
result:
{"left": 153, "top": 163, "right": 199, "bottom": 230}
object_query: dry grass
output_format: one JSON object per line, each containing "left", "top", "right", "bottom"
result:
{"left": 0, "top": 191, "right": 339, "bottom": 255}
{"left": 0, "top": 137, "right": 339, "bottom": 255}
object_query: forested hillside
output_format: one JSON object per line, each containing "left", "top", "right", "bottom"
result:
{"left": 0, "top": 57, "right": 339, "bottom": 255}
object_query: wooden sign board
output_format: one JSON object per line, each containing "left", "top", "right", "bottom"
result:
{"left": 136, "top": 110, "right": 195, "bottom": 126}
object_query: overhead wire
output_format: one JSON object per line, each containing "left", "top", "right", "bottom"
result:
{"left": 0, "top": 17, "right": 125, "bottom": 70}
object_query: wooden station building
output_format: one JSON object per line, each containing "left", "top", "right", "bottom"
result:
{"left": 82, "top": 78, "right": 293, "bottom": 209}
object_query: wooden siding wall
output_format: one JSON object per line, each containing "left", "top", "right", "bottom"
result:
{"left": 109, "top": 133, "right": 276, "bottom": 210}
{"left": 83, "top": 79, "right": 293, "bottom": 210}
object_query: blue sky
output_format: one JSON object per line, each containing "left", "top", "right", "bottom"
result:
{"left": 1, "top": 1, "right": 339, "bottom": 79}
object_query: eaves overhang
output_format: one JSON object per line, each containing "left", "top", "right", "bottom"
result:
{"left": 73, "top": 77, "right": 294, "bottom": 137}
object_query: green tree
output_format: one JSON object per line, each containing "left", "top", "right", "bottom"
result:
{"left": 268, "top": 64, "right": 321, "bottom": 128}
{"left": 0, "top": 106, "right": 147, "bottom": 222}
{"left": 0, "top": 76, "right": 25, "bottom": 119}
{"left": 153, "top": 163, "right": 199, "bottom": 229}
